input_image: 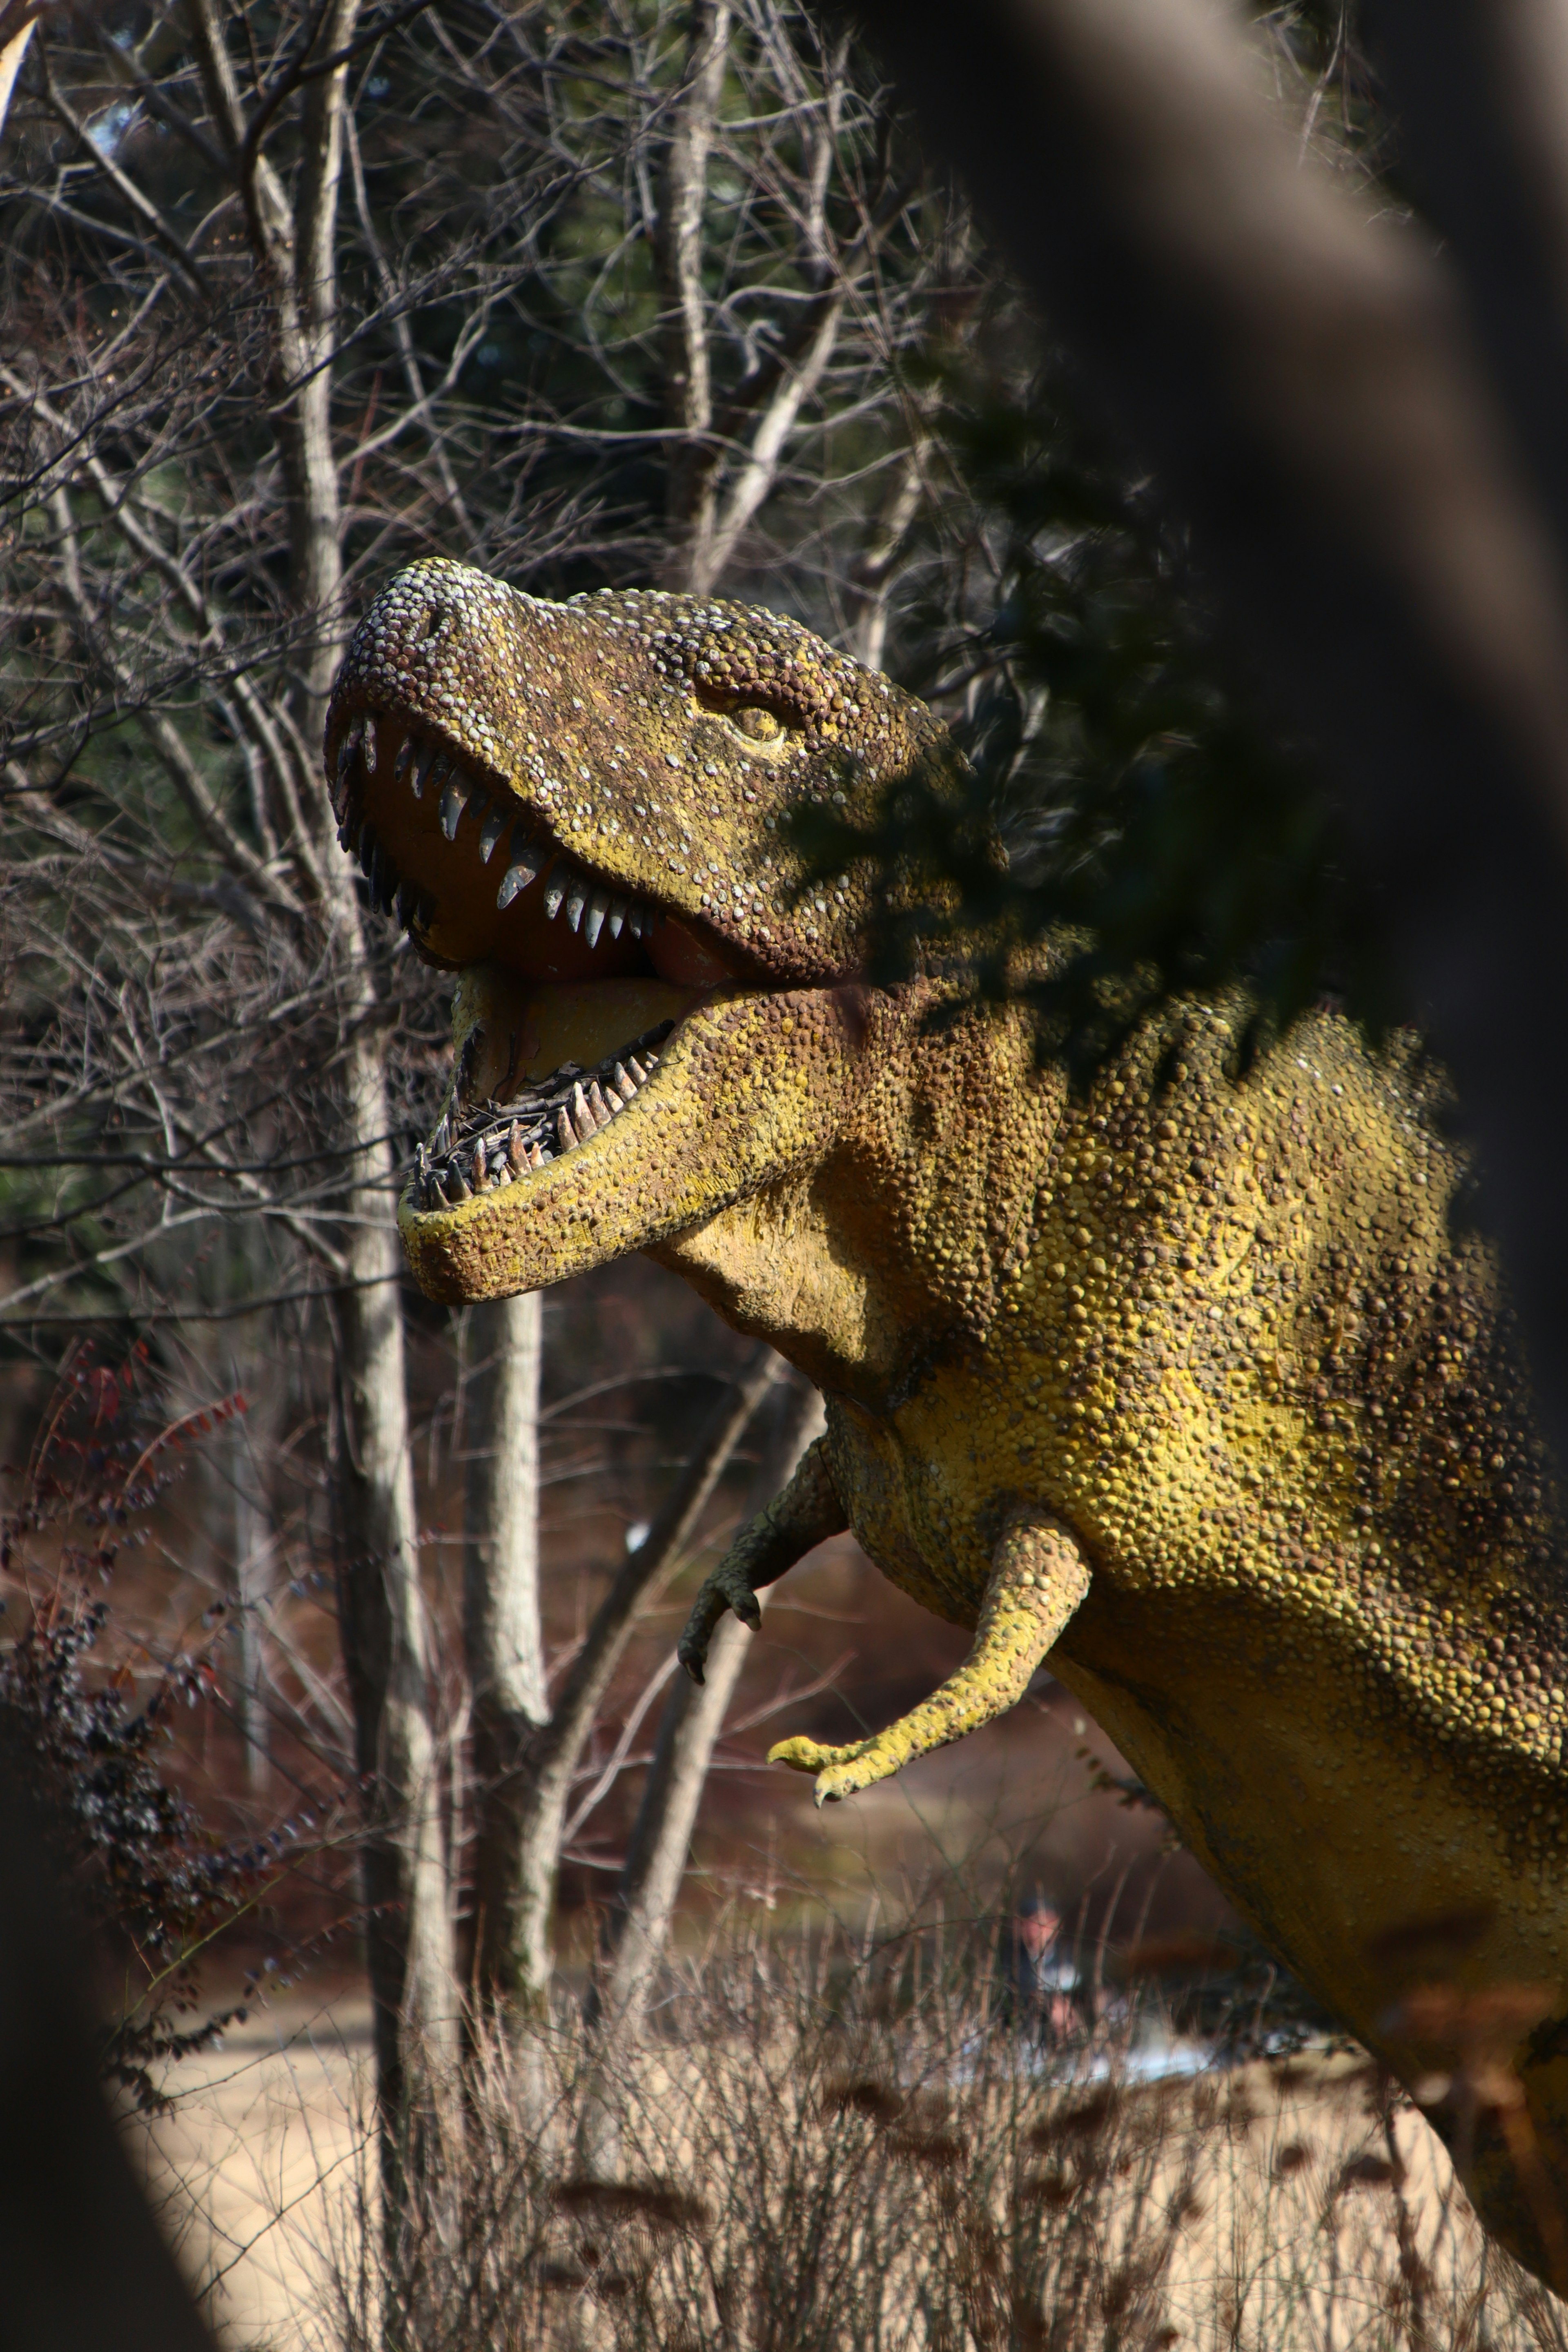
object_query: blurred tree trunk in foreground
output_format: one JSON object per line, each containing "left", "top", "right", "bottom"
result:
{"left": 854, "top": 0, "right": 1568, "bottom": 1480}
{"left": 0, "top": 1746, "right": 217, "bottom": 2352}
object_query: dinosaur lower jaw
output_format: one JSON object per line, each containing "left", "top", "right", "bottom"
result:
{"left": 416, "top": 965, "right": 707, "bottom": 1212}
{"left": 395, "top": 973, "right": 791, "bottom": 1305}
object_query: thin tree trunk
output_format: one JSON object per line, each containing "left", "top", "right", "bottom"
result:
{"left": 185, "top": 0, "right": 459, "bottom": 2178}
{"left": 229, "top": 1394, "right": 270, "bottom": 1796}
{"left": 501, "top": 1344, "right": 782, "bottom": 2025}
{"left": 331, "top": 1023, "right": 459, "bottom": 2192}
{"left": 463, "top": 1292, "right": 548, "bottom": 2022}
{"left": 588, "top": 1378, "right": 826, "bottom": 2052}
{"left": 656, "top": 0, "right": 731, "bottom": 582}
{"left": 844, "top": 443, "right": 927, "bottom": 672}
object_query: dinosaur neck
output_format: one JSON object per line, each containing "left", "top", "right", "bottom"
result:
{"left": 651, "top": 988, "right": 1067, "bottom": 1409}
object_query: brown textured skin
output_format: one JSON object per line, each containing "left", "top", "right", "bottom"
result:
{"left": 328, "top": 557, "right": 1568, "bottom": 2280}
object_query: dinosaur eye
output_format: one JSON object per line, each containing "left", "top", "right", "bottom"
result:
{"left": 693, "top": 682, "right": 800, "bottom": 748}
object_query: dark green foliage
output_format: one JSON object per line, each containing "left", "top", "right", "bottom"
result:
{"left": 795, "top": 338, "right": 1401, "bottom": 1076}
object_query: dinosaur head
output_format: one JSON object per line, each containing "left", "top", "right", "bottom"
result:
{"left": 323, "top": 557, "right": 963, "bottom": 1302}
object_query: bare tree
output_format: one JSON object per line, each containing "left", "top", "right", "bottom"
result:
{"left": 0, "top": 6, "right": 973, "bottom": 2229}
{"left": 588, "top": 1374, "right": 826, "bottom": 2051}
{"left": 494, "top": 1343, "right": 783, "bottom": 2026}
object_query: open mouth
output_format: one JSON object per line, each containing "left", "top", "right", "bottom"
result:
{"left": 326, "top": 701, "right": 745, "bottom": 1216}
{"left": 321, "top": 557, "right": 923, "bottom": 1301}
{"left": 417, "top": 1018, "right": 675, "bottom": 1208}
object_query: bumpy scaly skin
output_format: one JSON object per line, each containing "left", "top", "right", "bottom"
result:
{"left": 328, "top": 557, "right": 1568, "bottom": 2281}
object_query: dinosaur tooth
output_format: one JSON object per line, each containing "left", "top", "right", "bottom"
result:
{"left": 606, "top": 895, "right": 628, "bottom": 940}
{"left": 612, "top": 1062, "right": 636, "bottom": 1104}
{"left": 584, "top": 887, "right": 612, "bottom": 949}
{"left": 557, "top": 1105, "right": 579, "bottom": 1152}
{"left": 429, "top": 1173, "right": 449, "bottom": 1208}
{"left": 627, "top": 1056, "right": 648, "bottom": 1085}
{"left": 530, "top": 1140, "right": 547, "bottom": 1169}
{"left": 336, "top": 724, "right": 362, "bottom": 786}
{"left": 412, "top": 743, "right": 446, "bottom": 800}
{"left": 393, "top": 735, "right": 415, "bottom": 785}
{"left": 439, "top": 779, "right": 470, "bottom": 840}
{"left": 433, "top": 1114, "right": 450, "bottom": 1156}
{"left": 564, "top": 874, "right": 588, "bottom": 933}
{"left": 573, "top": 1079, "right": 613, "bottom": 1136}
{"left": 479, "top": 804, "right": 508, "bottom": 864}
{"left": 474, "top": 1136, "right": 488, "bottom": 1185}
{"left": 451, "top": 1164, "right": 472, "bottom": 1201}
{"left": 396, "top": 878, "right": 420, "bottom": 928}
{"left": 363, "top": 715, "right": 379, "bottom": 776}
{"left": 498, "top": 841, "right": 544, "bottom": 909}
{"left": 542, "top": 873, "right": 568, "bottom": 922}
{"left": 507, "top": 1122, "right": 526, "bottom": 1175}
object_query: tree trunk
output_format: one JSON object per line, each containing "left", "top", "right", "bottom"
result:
{"left": 656, "top": 0, "right": 731, "bottom": 582}
{"left": 331, "top": 1024, "right": 459, "bottom": 2188}
{"left": 500, "top": 1344, "right": 782, "bottom": 2025}
{"left": 186, "top": 0, "right": 461, "bottom": 2178}
{"left": 463, "top": 1292, "right": 548, "bottom": 2022}
{"left": 588, "top": 1378, "right": 826, "bottom": 2051}
{"left": 228, "top": 1392, "right": 270, "bottom": 1797}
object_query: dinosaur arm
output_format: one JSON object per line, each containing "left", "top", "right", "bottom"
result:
{"left": 677, "top": 1435, "right": 848, "bottom": 1685}
{"left": 770, "top": 1505, "right": 1090, "bottom": 1806}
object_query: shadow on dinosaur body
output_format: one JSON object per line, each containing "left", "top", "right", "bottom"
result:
{"left": 327, "top": 557, "right": 1568, "bottom": 2287}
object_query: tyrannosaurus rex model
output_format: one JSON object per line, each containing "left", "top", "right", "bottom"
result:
{"left": 326, "top": 555, "right": 1568, "bottom": 2281}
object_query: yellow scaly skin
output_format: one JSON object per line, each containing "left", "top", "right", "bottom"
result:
{"left": 327, "top": 556, "right": 1568, "bottom": 2281}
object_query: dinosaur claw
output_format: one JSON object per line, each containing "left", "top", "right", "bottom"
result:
{"left": 677, "top": 1638, "right": 706, "bottom": 1686}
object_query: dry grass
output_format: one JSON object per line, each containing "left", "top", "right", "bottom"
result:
{"left": 141, "top": 1916, "right": 1568, "bottom": 2352}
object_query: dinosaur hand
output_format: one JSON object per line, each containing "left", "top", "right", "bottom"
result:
{"left": 767, "top": 1733, "right": 882, "bottom": 1804}
{"left": 677, "top": 1562, "right": 763, "bottom": 1684}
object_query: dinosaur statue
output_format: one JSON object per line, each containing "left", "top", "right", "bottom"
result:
{"left": 326, "top": 554, "right": 1568, "bottom": 2282}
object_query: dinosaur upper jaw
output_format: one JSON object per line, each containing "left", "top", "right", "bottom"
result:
{"left": 323, "top": 561, "right": 899, "bottom": 1302}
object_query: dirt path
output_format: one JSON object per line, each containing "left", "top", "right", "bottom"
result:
{"left": 133, "top": 1997, "right": 373, "bottom": 2352}
{"left": 129, "top": 2000, "right": 1561, "bottom": 2352}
